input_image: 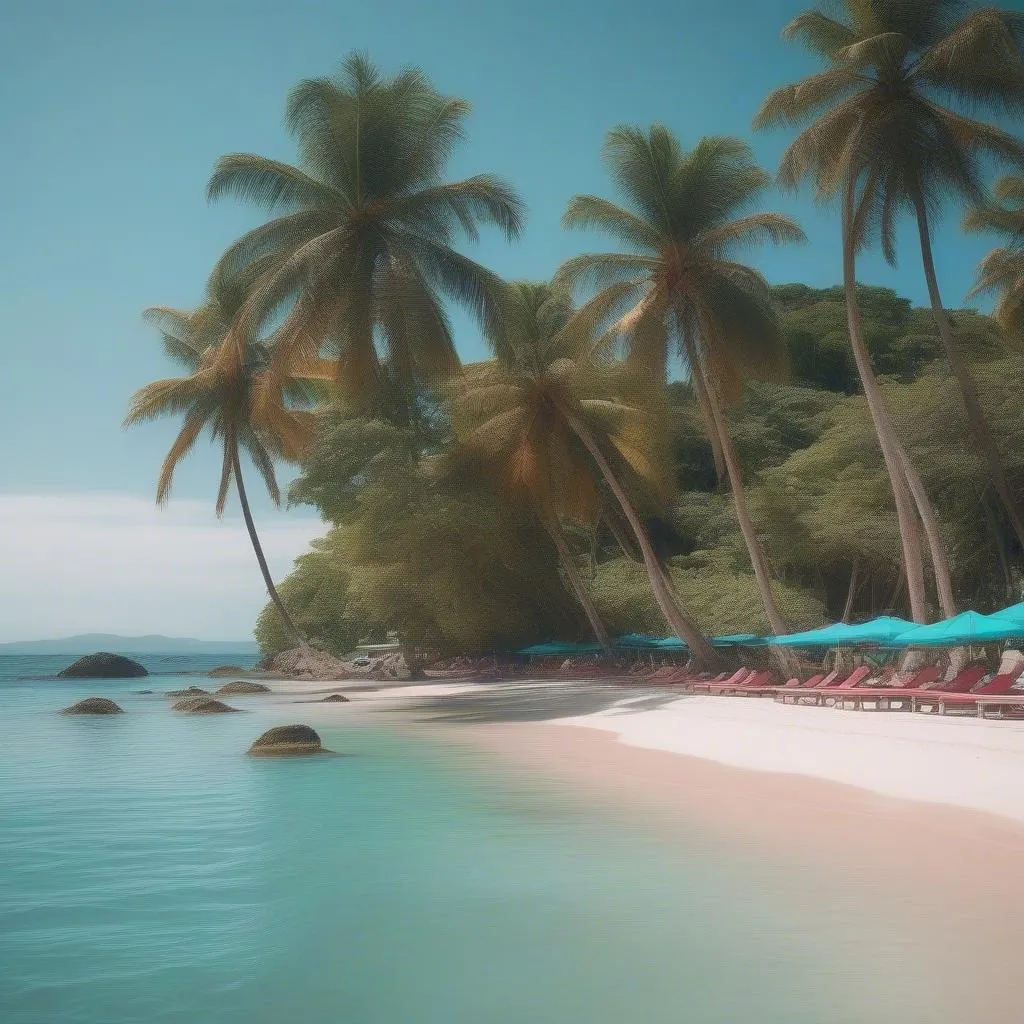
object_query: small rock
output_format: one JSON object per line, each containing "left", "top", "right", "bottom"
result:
{"left": 172, "top": 697, "right": 240, "bottom": 714}
{"left": 318, "top": 693, "right": 350, "bottom": 702}
{"left": 166, "top": 686, "right": 211, "bottom": 697}
{"left": 57, "top": 653, "right": 148, "bottom": 679}
{"left": 135, "top": 689, "right": 154, "bottom": 695}
{"left": 217, "top": 681, "right": 271, "bottom": 695}
{"left": 208, "top": 665, "right": 249, "bottom": 678}
{"left": 248, "top": 724, "right": 327, "bottom": 756}
{"left": 62, "top": 697, "right": 124, "bottom": 715}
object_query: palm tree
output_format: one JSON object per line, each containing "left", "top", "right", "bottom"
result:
{"left": 125, "top": 293, "right": 323, "bottom": 649}
{"left": 966, "top": 174, "right": 1024, "bottom": 338}
{"left": 752, "top": 1, "right": 1024, "bottom": 620}
{"left": 448, "top": 282, "right": 614, "bottom": 651}
{"left": 205, "top": 53, "right": 523, "bottom": 423}
{"left": 449, "top": 283, "right": 720, "bottom": 668}
{"left": 557, "top": 128, "right": 805, "bottom": 637}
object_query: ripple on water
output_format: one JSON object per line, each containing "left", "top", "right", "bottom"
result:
{"left": 0, "top": 674, "right": 951, "bottom": 1024}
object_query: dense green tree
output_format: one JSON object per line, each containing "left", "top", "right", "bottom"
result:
{"left": 755, "top": 0, "right": 1024, "bottom": 620}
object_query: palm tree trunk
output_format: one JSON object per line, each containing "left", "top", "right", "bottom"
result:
{"left": 841, "top": 557, "right": 859, "bottom": 623}
{"left": 911, "top": 188, "right": 1024, "bottom": 552}
{"left": 686, "top": 355, "right": 726, "bottom": 481}
{"left": 842, "top": 177, "right": 929, "bottom": 623}
{"left": 230, "top": 445, "right": 308, "bottom": 650}
{"left": 543, "top": 514, "right": 613, "bottom": 653}
{"left": 686, "top": 336, "right": 787, "bottom": 636}
{"left": 894, "top": 440, "right": 956, "bottom": 618}
{"left": 559, "top": 403, "right": 721, "bottom": 669}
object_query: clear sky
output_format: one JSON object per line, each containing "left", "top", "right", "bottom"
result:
{"left": 2, "top": 0, "right": 1022, "bottom": 641}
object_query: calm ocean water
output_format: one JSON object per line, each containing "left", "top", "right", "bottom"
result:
{"left": 1, "top": 654, "right": 943, "bottom": 1023}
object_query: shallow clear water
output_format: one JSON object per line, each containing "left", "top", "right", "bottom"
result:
{"left": 1, "top": 657, "right": 943, "bottom": 1023}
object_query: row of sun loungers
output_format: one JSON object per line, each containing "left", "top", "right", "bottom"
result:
{"left": 642, "top": 663, "right": 1024, "bottom": 718}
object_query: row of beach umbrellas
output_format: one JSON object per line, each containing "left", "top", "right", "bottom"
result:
{"left": 517, "top": 603, "right": 1024, "bottom": 656}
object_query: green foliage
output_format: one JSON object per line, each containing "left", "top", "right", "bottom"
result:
{"left": 254, "top": 531, "right": 367, "bottom": 655}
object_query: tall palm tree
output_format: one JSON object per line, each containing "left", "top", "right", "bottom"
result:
{"left": 965, "top": 174, "right": 1024, "bottom": 337}
{"left": 753, "top": 1, "right": 1024, "bottom": 620}
{"left": 206, "top": 53, "right": 523, "bottom": 422}
{"left": 757, "top": 1, "right": 1024, "bottom": 558}
{"left": 558, "top": 128, "right": 805, "bottom": 637}
{"left": 447, "top": 282, "right": 613, "bottom": 651}
{"left": 449, "top": 283, "right": 721, "bottom": 668}
{"left": 125, "top": 294, "right": 323, "bottom": 649}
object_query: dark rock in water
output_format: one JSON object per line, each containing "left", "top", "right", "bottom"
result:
{"left": 57, "top": 653, "right": 148, "bottom": 679}
{"left": 166, "top": 686, "right": 211, "bottom": 698}
{"left": 319, "top": 693, "right": 350, "bottom": 702}
{"left": 217, "top": 681, "right": 271, "bottom": 695}
{"left": 172, "top": 696, "right": 240, "bottom": 714}
{"left": 62, "top": 697, "right": 124, "bottom": 715}
{"left": 248, "top": 724, "right": 327, "bottom": 756}
{"left": 135, "top": 689, "right": 154, "bottom": 695}
{"left": 208, "top": 665, "right": 249, "bottom": 678}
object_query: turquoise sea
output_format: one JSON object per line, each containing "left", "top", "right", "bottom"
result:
{"left": 1, "top": 655, "right": 945, "bottom": 1023}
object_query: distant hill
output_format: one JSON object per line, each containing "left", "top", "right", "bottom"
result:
{"left": 0, "top": 634, "right": 260, "bottom": 655}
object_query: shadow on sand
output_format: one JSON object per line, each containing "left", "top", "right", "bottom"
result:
{"left": 379, "top": 679, "right": 692, "bottom": 725}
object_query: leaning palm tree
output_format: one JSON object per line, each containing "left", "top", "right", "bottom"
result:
{"left": 206, "top": 52, "right": 523, "bottom": 423}
{"left": 966, "top": 174, "right": 1024, "bottom": 339}
{"left": 756, "top": 0, "right": 1024, "bottom": 560}
{"left": 558, "top": 128, "right": 805, "bottom": 637}
{"left": 125, "top": 294, "right": 322, "bottom": 649}
{"left": 753, "top": 1, "right": 1024, "bottom": 620}
{"left": 450, "top": 283, "right": 721, "bottom": 668}
{"left": 447, "top": 282, "right": 614, "bottom": 652}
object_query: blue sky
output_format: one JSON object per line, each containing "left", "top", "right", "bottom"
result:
{"left": 1, "top": 0, "right": 1022, "bottom": 640}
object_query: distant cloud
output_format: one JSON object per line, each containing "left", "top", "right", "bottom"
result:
{"left": 0, "top": 493, "right": 324, "bottom": 642}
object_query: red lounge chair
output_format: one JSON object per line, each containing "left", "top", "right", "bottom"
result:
{"left": 829, "top": 666, "right": 944, "bottom": 711}
{"left": 775, "top": 669, "right": 841, "bottom": 705}
{"left": 706, "top": 669, "right": 780, "bottom": 696}
{"left": 919, "top": 663, "right": 1024, "bottom": 717}
{"left": 687, "top": 668, "right": 752, "bottom": 694}
{"left": 795, "top": 666, "right": 873, "bottom": 707}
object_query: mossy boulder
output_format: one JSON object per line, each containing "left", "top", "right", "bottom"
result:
{"left": 318, "top": 693, "right": 350, "bottom": 702}
{"left": 172, "top": 696, "right": 240, "bottom": 714}
{"left": 166, "top": 686, "right": 211, "bottom": 698}
{"left": 57, "top": 653, "right": 148, "bottom": 679}
{"left": 248, "top": 724, "right": 327, "bottom": 756}
{"left": 62, "top": 697, "right": 124, "bottom": 715}
{"left": 208, "top": 665, "right": 250, "bottom": 678}
{"left": 217, "top": 681, "right": 271, "bottom": 695}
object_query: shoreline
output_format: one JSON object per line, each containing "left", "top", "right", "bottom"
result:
{"left": 267, "top": 674, "right": 1024, "bottom": 1021}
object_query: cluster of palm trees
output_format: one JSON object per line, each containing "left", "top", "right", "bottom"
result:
{"left": 128, "top": 2, "right": 1024, "bottom": 667}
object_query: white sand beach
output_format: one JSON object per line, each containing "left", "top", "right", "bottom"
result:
{"left": 274, "top": 676, "right": 1024, "bottom": 824}
{"left": 251, "top": 675, "right": 1024, "bottom": 1020}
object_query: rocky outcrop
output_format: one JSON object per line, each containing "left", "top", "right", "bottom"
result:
{"left": 57, "top": 653, "right": 148, "bottom": 679}
{"left": 247, "top": 724, "right": 327, "bottom": 756}
{"left": 256, "top": 647, "right": 356, "bottom": 681}
{"left": 208, "top": 665, "right": 249, "bottom": 678}
{"left": 317, "top": 693, "right": 350, "bottom": 702}
{"left": 172, "top": 696, "right": 239, "bottom": 714}
{"left": 367, "top": 653, "right": 413, "bottom": 682}
{"left": 167, "top": 686, "right": 211, "bottom": 697}
{"left": 216, "top": 681, "right": 271, "bottom": 695}
{"left": 62, "top": 697, "right": 124, "bottom": 715}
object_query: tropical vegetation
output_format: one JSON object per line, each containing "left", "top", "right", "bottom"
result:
{"left": 125, "top": 15, "right": 1024, "bottom": 667}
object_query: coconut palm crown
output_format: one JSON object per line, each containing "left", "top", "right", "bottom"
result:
{"left": 206, "top": 53, "right": 524, "bottom": 421}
